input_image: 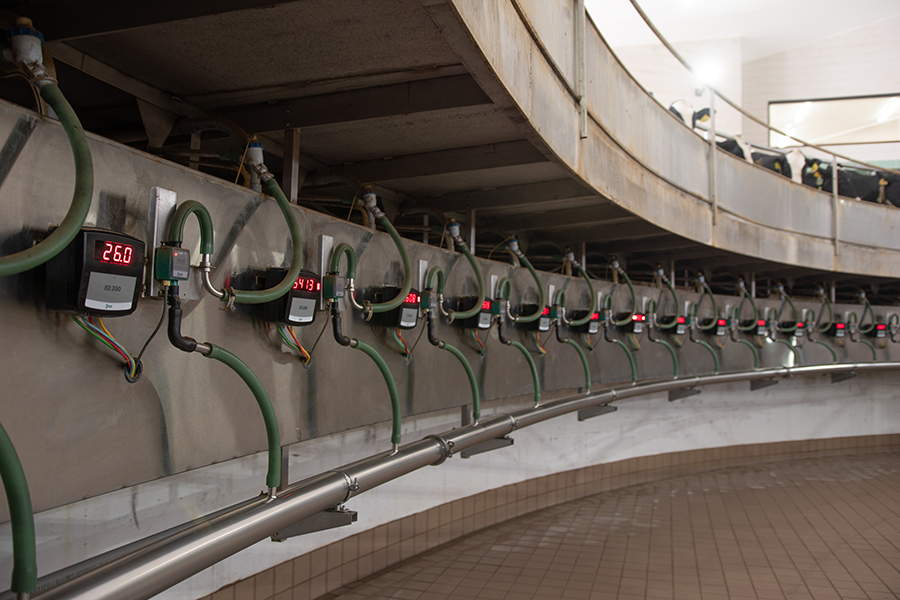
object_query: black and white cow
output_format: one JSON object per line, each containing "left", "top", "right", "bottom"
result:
{"left": 668, "top": 100, "right": 711, "bottom": 129}
{"left": 877, "top": 172, "right": 900, "bottom": 207}
{"left": 788, "top": 151, "right": 884, "bottom": 202}
{"left": 751, "top": 151, "right": 792, "bottom": 179}
{"left": 717, "top": 135, "right": 754, "bottom": 164}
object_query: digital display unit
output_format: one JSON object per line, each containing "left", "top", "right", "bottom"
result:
{"left": 827, "top": 322, "right": 846, "bottom": 338}
{"left": 868, "top": 323, "right": 887, "bottom": 338}
{"left": 715, "top": 318, "right": 727, "bottom": 336}
{"left": 262, "top": 268, "right": 320, "bottom": 325}
{"left": 377, "top": 287, "right": 420, "bottom": 329}
{"left": 45, "top": 228, "right": 145, "bottom": 316}
{"left": 456, "top": 297, "right": 493, "bottom": 329}
{"left": 519, "top": 305, "right": 551, "bottom": 331}
{"left": 656, "top": 315, "right": 686, "bottom": 335}
{"left": 570, "top": 310, "right": 601, "bottom": 334}
{"left": 622, "top": 313, "right": 646, "bottom": 334}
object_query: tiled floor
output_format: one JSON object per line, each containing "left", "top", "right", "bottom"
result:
{"left": 325, "top": 453, "right": 900, "bottom": 600}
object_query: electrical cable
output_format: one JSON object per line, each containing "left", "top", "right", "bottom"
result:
{"left": 471, "top": 329, "right": 486, "bottom": 357}
{"left": 133, "top": 297, "right": 168, "bottom": 379}
{"left": 287, "top": 326, "right": 311, "bottom": 364}
{"left": 532, "top": 331, "right": 546, "bottom": 355}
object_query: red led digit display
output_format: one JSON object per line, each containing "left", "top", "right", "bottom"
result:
{"left": 403, "top": 292, "right": 420, "bottom": 305}
{"left": 94, "top": 240, "right": 135, "bottom": 266}
{"left": 877, "top": 323, "right": 887, "bottom": 330}
{"left": 632, "top": 314, "right": 646, "bottom": 322}
{"left": 292, "top": 277, "right": 320, "bottom": 292}
{"left": 757, "top": 319, "right": 767, "bottom": 327}
{"left": 481, "top": 300, "right": 492, "bottom": 310}
{"left": 836, "top": 323, "right": 846, "bottom": 330}
{"left": 797, "top": 322, "right": 805, "bottom": 328}
{"left": 717, "top": 319, "right": 727, "bottom": 327}
{"left": 541, "top": 307, "right": 550, "bottom": 316}
{"left": 677, "top": 316, "right": 686, "bottom": 324}
{"left": 591, "top": 312, "right": 600, "bottom": 321}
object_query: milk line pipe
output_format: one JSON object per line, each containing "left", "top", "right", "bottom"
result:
{"left": 0, "top": 22, "right": 92, "bottom": 279}
{"left": 163, "top": 166, "right": 304, "bottom": 306}
{"left": 562, "top": 250, "right": 597, "bottom": 327}
{"left": 605, "top": 257, "right": 636, "bottom": 326}
{"left": 355, "top": 190, "right": 412, "bottom": 319}
{"left": 551, "top": 295, "right": 591, "bottom": 393}
{"left": 504, "top": 239, "right": 545, "bottom": 323}
{"left": 494, "top": 313, "right": 541, "bottom": 406}
{"left": 425, "top": 309, "right": 481, "bottom": 422}
{"left": 164, "top": 286, "right": 281, "bottom": 493}
{"left": 330, "top": 303, "right": 402, "bottom": 451}
{"left": 24, "top": 360, "right": 900, "bottom": 600}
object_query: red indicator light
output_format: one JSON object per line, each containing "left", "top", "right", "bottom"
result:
{"left": 717, "top": 319, "right": 727, "bottom": 327}
{"left": 877, "top": 323, "right": 887, "bottom": 330}
{"left": 481, "top": 300, "right": 492, "bottom": 310}
{"left": 541, "top": 307, "right": 550, "bottom": 316}
{"left": 836, "top": 323, "right": 846, "bottom": 330}
{"left": 95, "top": 240, "right": 134, "bottom": 266}
{"left": 404, "top": 293, "right": 420, "bottom": 304}
{"left": 292, "top": 277, "right": 319, "bottom": 292}
{"left": 677, "top": 316, "right": 686, "bottom": 324}
{"left": 590, "top": 312, "right": 600, "bottom": 320}
{"left": 638, "top": 314, "right": 646, "bottom": 322}
{"left": 797, "top": 322, "right": 804, "bottom": 328}
{"left": 757, "top": 319, "right": 766, "bottom": 326}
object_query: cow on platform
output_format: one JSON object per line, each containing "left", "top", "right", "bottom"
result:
{"left": 749, "top": 150, "right": 792, "bottom": 179}
{"left": 717, "top": 135, "right": 754, "bottom": 165}
{"left": 669, "top": 100, "right": 711, "bottom": 130}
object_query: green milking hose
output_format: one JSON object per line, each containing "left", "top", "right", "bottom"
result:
{"left": 736, "top": 339, "right": 760, "bottom": 368}
{"left": 611, "top": 338, "right": 637, "bottom": 382}
{"left": 448, "top": 238, "right": 485, "bottom": 321}
{"left": 810, "top": 339, "right": 838, "bottom": 363}
{"left": 512, "top": 253, "right": 545, "bottom": 323}
{"left": 509, "top": 340, "right": 541, "bottom": 405}
{"left": 565, "top": 339, "right": 591, "bottom": 392}
{"left": 858, "top": 296, "right": 876, "bottom": 334}
{"left": 691, "top": 278, "right": 719, "bottom": 332}
{"left": 441, "top": 342, "right": 481, "bottom": 421}
{"left": 366, "top": 215, "right": 412, "bottom": 314}
{"left": 567, "top": 263, "right": 597, "bottom": 327}
{"left": 773, "top": 338, "right": 802, "bottom": 365}
{"left": 736, "top": 283, "right": 759, "bottom": 332}
{"left": 654, "top": 278, "right": 680, "bottom": 331}
{"left": 0, "top": 422, "right": 36, "bottom": 595}
{"left": 654, "top": 336, "right": 680, "bottom": 377}
{"left": 329, "top": 243, "right": 357, "bottom": 279}
{"left": 205, "top": 345, "right": 281, "bottom": 488}
{"left": 692, "top": 337, "right": 720, "bottom": 373}
{"left": 164, "top": 177, "right": 303, "bottom": 305}
{"left": 352, "top": 340, "right": 402, "bottom": 444}
{"left": 775, "top": 291, "right": 800, "bottom": 333}
{"left": 552, "top": 289, "right": 592, "bottom": 392}
{"left": 0, "top": 84, "right": 93, "bottom": 277}
{"left": 608, "top": 271, "right": 637, "bottom": 327}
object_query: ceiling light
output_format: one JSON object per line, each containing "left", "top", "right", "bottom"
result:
{"left": 876, "top": 97, "right": 900, "bottom": 123}
{"left": 792, "top": 102, "right": 811, "bottom": 124}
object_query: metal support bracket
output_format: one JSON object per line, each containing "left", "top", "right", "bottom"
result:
{"left": 577, "top": 404, "right": 617, "bottom": 421}
{"left": 145, "top": 187, "right": 177, "bottom": 298}
{"left": 831, "top": 371, "right": 856, "bottom": 384}
{"left": 271, "top": 507, "right": 357, "bottom": 542}
{"left": 460, "top": 436, "right": 514, "bottom": 459}
{"left": 668, "top": 388, "right": 701, "bottom": 402}
{"left": 750, "top": 378, "right": 778, "bottom": 391}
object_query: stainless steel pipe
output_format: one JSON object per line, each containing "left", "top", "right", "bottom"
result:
{"left": 23, "top": 361, "right": 900, "bottom": 600}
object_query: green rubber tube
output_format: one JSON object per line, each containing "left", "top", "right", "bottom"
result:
{"left": 205, "top": 345, "right": 281, "bottom": 488}
{"left": 352, "top": 340, "right": 402, "bottom": 444}
{"left": 449, "top": 240, "right": 485, "bottom": 321}
{"left": 655, "top": 279, "right": 680, "bottom": 330}
{"left": 513, "top": 254, "right": 546, "bottom": 323}
{"left": 329, "top": 243, "right": 357, "bottom": 279}
{"left": 426, "top": 266, "right": 445, "bottom": 294}
{"left": 568, "top": 265, "right": 597, "bottom": 327}
{"left": 774, "top": 339, "right": 802, "bottom": 366}
{"left": 0, "top": 83, "right": 93, "bottom": 277}
{"left": 368, "top": 216, "right": 412, "bottom": 314}
{"left": 811, "top": 339, "right": 837, "bottom": 363}
{"left": 736, "top": 338, "right": 760, "bottom": 368}
{"left": 440, "top": 342, "right": 481, "bottom": 421}
{"left": 858, "top": 298, "right": 875, "bottom": 334}
{"left": 611, "top": 338, "right": 637, "bottom": 382}
{"left": 610, "top": 271, "right": 637, "bottom": 327}
{"left": 508, "top": 340, "right": 541, "bottom": 405}
{"left": 228, "top": 178, "right": 304, "bottom": 304}
{"left": 0, "top": 422, "right": 36, "bottom": 594}
{"left": 693, "top": 338, "right": 720, "bottom": 372}
{"left": 776, "top": 295, "right": 800, "bottom": 333}
{"left": 857, "top": 338, "right": 877, "bottom": 361}
{"left": 564, "top": 338, "right": 591, "bottom": 392}
{"left": 652, "top": 338, "right": 679, "bottom": 377}
{"left": 693, "top": 282, "right": 719, "bottom": 332}
{"left": 496, "top": 277, "right": 511, "bottom": 301}
{"left": 736, "top": 287, "right": 759, "bottom": 332}
{"left": 166, "top": 200, "right": 215, "bottom": 254}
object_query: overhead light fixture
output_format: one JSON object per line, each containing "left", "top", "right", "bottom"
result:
{"left": 793, "top": 102, "right": 812, "bottom": 124}
{"left": 876, "top": 97, "right": 900, "bottom": 123}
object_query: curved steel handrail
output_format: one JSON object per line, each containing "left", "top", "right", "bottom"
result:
{"left": 25, "top": 361, "right": 900, "bottom": 600}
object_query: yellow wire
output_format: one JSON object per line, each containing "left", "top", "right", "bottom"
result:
{"left": 98, "top": 317, "right": 136, "bottom": 376}
{"left": 487, "top": 236, "right": 513, "bottom": 261}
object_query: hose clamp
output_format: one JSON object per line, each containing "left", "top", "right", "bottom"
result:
{"left": 328, "top": 470, "right": 358, "bottom": 503}
{"left": 362, "top": 192, "right": 384, "bottom": 220}
{"left": 250, "top": 162, "right": 274, "bottom": 183}
{"left": 363, "top": 301, "right": 374, "bottom": 321}
{"left": 510, "top": 415, "right": 521, "bottom": 430}
{"left": 221, "top": 287, "right": 236, "bottom": 311}
{"left": 425, "top": 435, "right": 453, "bottom": 465}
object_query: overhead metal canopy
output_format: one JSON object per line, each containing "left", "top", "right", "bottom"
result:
{"left": 0, "top": 0, "right": 896, "bottom": 299}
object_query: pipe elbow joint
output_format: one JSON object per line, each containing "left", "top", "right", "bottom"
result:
{"left": 167, "top": 305, "right": 198, "bottom": 353}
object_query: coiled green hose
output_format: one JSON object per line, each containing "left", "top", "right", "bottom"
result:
{"left": 366, "top": 216, "right": 412, "bottom": 314}
{"left": 0, "top": 84, "right": 93, "bottom": 277}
